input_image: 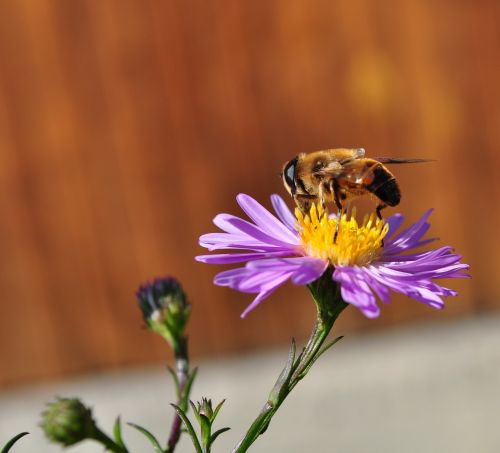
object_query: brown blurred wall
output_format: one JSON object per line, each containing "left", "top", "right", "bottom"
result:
{"left": 0, "top": 0, "right": 498, "bottom": 387}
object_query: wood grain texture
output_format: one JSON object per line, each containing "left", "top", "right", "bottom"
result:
{"left": 0, "top": 0, "right": 495, "bottom": 386}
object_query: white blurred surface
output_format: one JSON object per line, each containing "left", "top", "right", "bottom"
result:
{"left": 1, "top": 315, "right": 500, "bottom": 453}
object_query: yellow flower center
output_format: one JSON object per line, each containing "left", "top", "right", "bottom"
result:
{"left": 295, "top": 204, "right": 389, "bottom": 266}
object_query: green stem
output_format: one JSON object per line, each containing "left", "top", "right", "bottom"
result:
{"left": 232, "top": 270, "right": 347, "bottom": 453}
{"left": 92, "top": 428, "right": 128, "bottom": 453}
{"left": 166, "top": 336, "right": 190, "bottom": 453}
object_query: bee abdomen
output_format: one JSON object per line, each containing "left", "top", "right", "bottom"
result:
{"left": 373, "top": 179, "right": 401, "bottom": 206}
{"left": 366, "top": 165, "right": 401, "bottom": 206}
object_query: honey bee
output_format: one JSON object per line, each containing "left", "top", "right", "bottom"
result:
{"left": 281, "top": 148, "right": 431, "bottom": 219}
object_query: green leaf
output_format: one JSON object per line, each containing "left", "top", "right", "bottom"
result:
{"left": 167, "top": 366, "right": 181, "bottom": 399}
{"left": 126, "top": 423, "right": 163, "bottom": 453}
{"left": 268, "top": 339, "right": 296, "bottom": 404}
{"left": 318, "top": 335, "right": 344, "bottom": 357}
{"left": 1, "top": 432, "right": 29, "bottom": 453}
{"left": 189, "top": 400, "right": 201, "bottom": 424}
{"left": 199, "top": 414, "right": 211, "bottom": 447}
{"left": 181, "top": 368, "right": 198, "bottom": 410}
{"left": 298, "top": 336, "right": 344, "bottom": 380}
{"left": 170, "top": 404, "right": 202, "bottom": 453}
{"left": 210, "top": 427, "right": 230, "bottom": 445}
{"left": 113, "top": 417, "right": 127, "bottom": 452}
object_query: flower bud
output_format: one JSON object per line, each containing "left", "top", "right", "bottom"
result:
{"left": 136, "top": 277, "right": 191, "bottom": 344}
{"left": 198, "top": 398, "right": 214, "bottom": 420}
{"left": 192, "top": 397, "right": 225, "bottom": 424}
{"left": 40, "top": 398, "right": 96, "bottom": 446}
{"left": 188, "top": 397, "right": 229, "bottom": 449}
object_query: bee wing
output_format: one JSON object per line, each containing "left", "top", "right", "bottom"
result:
{"left": 337, "top": 147, "right": 366, "bottom": 165}
{"left": 316, "top": 147, "right": 365, "bottom": 163}
{"left": 373, "top": 157, "right": 434, "bottom": 164}
{"left": 312, "top": 160, "right": 344, "bottom": 177}
{"left": 353, "top": 147, "right": 366, "bottom": 158}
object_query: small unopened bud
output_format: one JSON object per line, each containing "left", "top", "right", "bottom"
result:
{"left": 198, "top": 398, "right": 214, "bottom": 420}
{"left": 40, "top": 398, "right": 96, "bottom": 446}
{"left": 136, "top": 277, "right": 191, "bottom": 344}
{"left": 192, "top": 397, "right": 226, "bottom": 424}
{"left": 188, "top": 397, "right": 229, "bottom": 449}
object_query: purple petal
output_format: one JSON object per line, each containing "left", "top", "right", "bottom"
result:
{"left": 384, "top": 209, "right": 433, "bottom": 254}
{"left": 358, "top": 268, "right": 391, "bottom": 304}
{"left": 378, "top": 247, "right": 453, "bottom": 263}
{"left": 379, "top": 247, "right": 470, "bottom": 280}
{"left": 240, "top": 272, "right": 292, "bottom": 318}
{"left": 404, "top": 286, "right": 445, "bottom": 309}
{"left": 247, "top": 256, "right": 327, "bottom": 285}
{"left": 236, "top": 194, "right": 299, "bottom": 243}
{"left": 210, "top": 254, "right": 322, "bottom": 318}
{"left": 270, "top": 194, "right": 297, "bottom": 233}
{"left": 392, "top": 262, "right": 469, "bottom": 278}
{"left": 419, "top": 280, "right": 458, "bottom": 297}
{"left": 290, "top": 258, "right": 328, "bottom": 285}
{"left": 226, "top": 217, "right": 297, "bottom": 248}
{"left": 213, "top": 267, "right": 253, "bottom": 288}
{"left": 384, "top": 213, "right": 404, "bottom": 240}
{"left": 213, "top": 213, "right": 251, "bottom": 235}
{"left": 195, "top": 250, "right": 293, "bottom": 264}
{"left": 199, "top": 232, "right": 291, "bottom": 252}
{"left": 236, "top": 269, "right": 292, "bottom": 292}
{"left": 213, "top": 263, "right": 293, "bottom": 293}
{"left": 333, "top": 268, "right": 380, "bottom": 318}
{"left": 199, "top": 232, "right": 262, "bottom": 247}
{"left": 363, "top": 266, "right": 446, "bottom": 309}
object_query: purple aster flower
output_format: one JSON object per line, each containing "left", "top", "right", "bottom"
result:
{"left": 196, "top": 194, "right": 469, "bottom": 318}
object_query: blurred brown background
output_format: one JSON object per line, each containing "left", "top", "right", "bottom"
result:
{"left": 0, "top": 0, "right": 497, "bottom": 388}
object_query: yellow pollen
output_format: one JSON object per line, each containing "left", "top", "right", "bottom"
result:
{"left": 295, "top": 204, "right": 389, "bottom": 267}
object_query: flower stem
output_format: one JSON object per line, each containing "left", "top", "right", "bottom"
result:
{"left": 91, "top": 428, "right": 127, "bottom": 453}
{"left": 232, "top": 270, "right": 347, "bottom": 453}
{"left": 166, "top": 336, "right": 190, "bottom": 453}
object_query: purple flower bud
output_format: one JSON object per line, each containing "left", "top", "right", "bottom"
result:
{"left": 136, "top": 277, "right": 191, "bottom": 341}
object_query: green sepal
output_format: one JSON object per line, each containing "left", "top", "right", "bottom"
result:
{"left": 126, "top": 423, "right": 162, "bottom": 453}
{"left": 1, "top": 433, "right": 29, "bottom": 453}
{"left": 170, "top": 404, "right": 202, "bottom": 453}
{"left": 307, "top": 268, "right": 348, "bottom": 321}
{"left": 113, "top": 417, "right": 127, "bottom": 452}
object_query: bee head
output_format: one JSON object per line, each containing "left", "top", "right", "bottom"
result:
{"left": 281, "top": 156, "right": 298, "bottom": 196}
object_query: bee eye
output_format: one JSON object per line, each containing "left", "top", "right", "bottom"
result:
{"left": 283, "top": 157, "right": 298, "bottom": 195}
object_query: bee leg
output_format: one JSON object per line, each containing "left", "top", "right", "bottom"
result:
{"left": 375, "top": 203, "right": 387, "bottom": 220}
{"left": 317, "top": 183, "right": 328, "bottom": 211}
{"left": 331, "top": 180, "right": 343, "bottom": 243}
{"left": 376, "top": 203, "right": 387, "bottom": 247}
